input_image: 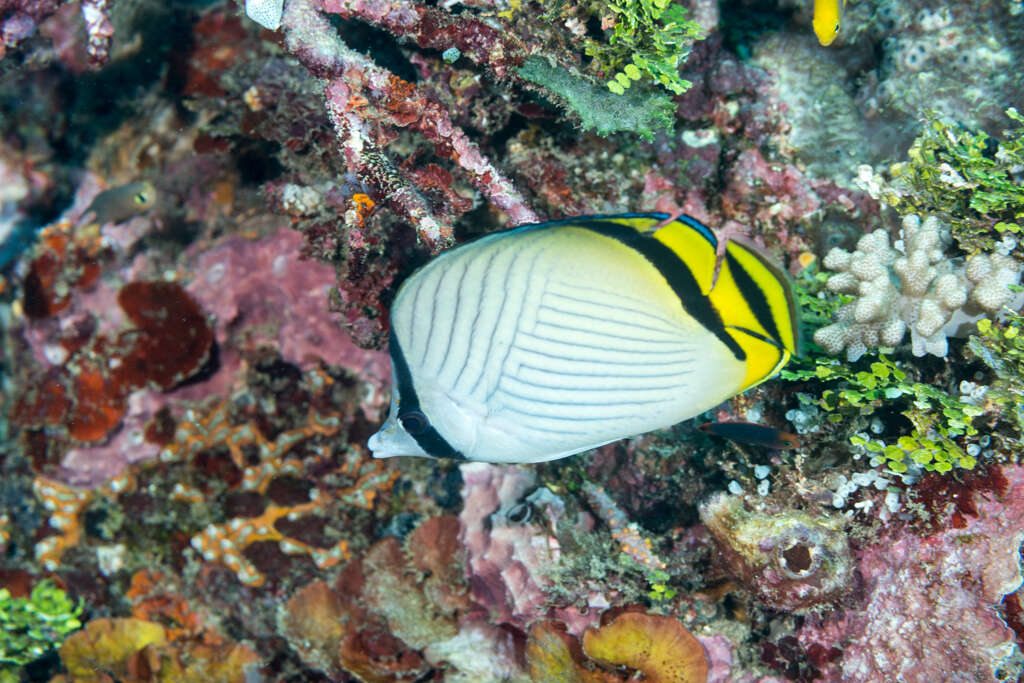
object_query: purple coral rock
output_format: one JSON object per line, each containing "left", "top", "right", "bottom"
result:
{"left": 799, "top": 465, "right": 1024, "bottom": 682}
{"left": 459, "top": 463, "right": 551, "bottom": 625}
{"left": 186, "top": 226, "right": 390, "bottom": 399}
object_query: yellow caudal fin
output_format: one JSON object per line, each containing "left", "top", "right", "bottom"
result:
{"left": 710, "top": 239, "right": 801, "bottom": 390}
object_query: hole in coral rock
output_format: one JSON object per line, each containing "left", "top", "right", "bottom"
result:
{"left": 236, "top": 141, "right": 284, "bottom": 184}
{"left": 490, "top": 112, "right": 530, "bottom": 153}
{"left": 781, "top": 542, "right": 814, "bottom": 574}
{"left": 506, "top": 501, "right": 533, "bottom": 524}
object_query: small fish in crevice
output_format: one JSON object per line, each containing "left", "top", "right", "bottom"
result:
{"left": 698, "top": 421, "right": 801, "bottom": 450}
{"left": 369, "top": 213, "right": 800, "bottom": 464}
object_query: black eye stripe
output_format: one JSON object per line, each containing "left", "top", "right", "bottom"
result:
{"left": 389, "top": 328, "right": 464, "bottom": 459}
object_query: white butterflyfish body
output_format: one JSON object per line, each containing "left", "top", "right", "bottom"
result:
{"left": 368, "top": 213, "right": 800, "bottom": 463}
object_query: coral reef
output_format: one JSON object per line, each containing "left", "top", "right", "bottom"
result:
{"left": 798, "top": 465, "right": 1024, "bottom": 681}
{"left": 699, "top": 491, "right": 853, "bottom": 613}
{"left": 814, "top": 214, "right": 1022, "bottom": 360}
{"left": 2, "top": 0, "right": 1024, "bottom": 679}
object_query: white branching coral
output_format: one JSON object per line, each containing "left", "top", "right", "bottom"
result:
{"left": 814, "top": 215, "right": 1022, "bottom": 361}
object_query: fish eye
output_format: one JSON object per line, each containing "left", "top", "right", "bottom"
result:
{"left": 399, "top": 410, "right": 430, "bottom": 435}
{"left": 134, "top": 192, "right": 149, "bottom": 204}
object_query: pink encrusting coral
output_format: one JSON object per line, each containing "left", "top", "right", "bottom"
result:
{"left": 798, "top": 465, "right": 1024, "bottom": 681}
{"left": 186, "top": 226, "right": 390, "bottom": 398}
{"left": 459, "top": 463, "right": 557, "bottom": 625}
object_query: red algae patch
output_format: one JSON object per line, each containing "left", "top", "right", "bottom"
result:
{"left": 115, "top": 281, "right": 214, "bottom": 390}
{"left": 13, "top": 280, "right": 213, "bottom": 445}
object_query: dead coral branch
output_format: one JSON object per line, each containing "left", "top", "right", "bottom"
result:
{"left": 281, "top": 0, "right": 538, "bottom": 253}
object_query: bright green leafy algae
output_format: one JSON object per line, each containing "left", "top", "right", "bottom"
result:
{"left": 582, "top": 0, "right": 703, "bottom": 97}
{"left": 880, "top": 108, "right": 1024, "bottom": 254}
{"left": 517, "top": 0, "right": 705, "bottom": 139}
{"left": 968, "top": 312, "right": 1024, "bottom": 452}
{"left": 0, "top": 580, "right": 82, "bottom": 678}
{"left": 783, "top": 270, "right": 985, "bottom": 475}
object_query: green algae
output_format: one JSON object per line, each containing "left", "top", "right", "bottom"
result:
{"left": 517, "top": 55, "right": 675, "bottom": 140}
{"left": 783, "top": 272, "right": 985, "bottom": 475}
{"left": 0, "top": 580, "right": 82, "bottom": 677}
{"left": 582, "top": 0, "right": 703, "bottom": 97}
{"left": 881, "top": 109, "right": 1024, "bottom": 255}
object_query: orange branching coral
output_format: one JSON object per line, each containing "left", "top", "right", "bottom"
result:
{"left": 162, "top": 399, "right": 340, "bottom": 473}
{"left": 582, "top": 612, "right": 709, "bottom": 683}
{"left": 160, "top": 379, "right": 398, "bottom": 586}
{"left": 33, "top": 473, "right": 134, "bottom": 570}
{"left": 191, "top": 497, "right": 351, "bottom": 587}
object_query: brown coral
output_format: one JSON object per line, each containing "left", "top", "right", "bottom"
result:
{"left": 55, "top": 617, "right": 259, "bottom": 683}
{"left": 582, "top": 612, "right": 709, "bottom": 683}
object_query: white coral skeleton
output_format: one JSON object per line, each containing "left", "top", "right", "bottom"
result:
{"left": 814, "top": 215, "right": 1022, "bottom": 361}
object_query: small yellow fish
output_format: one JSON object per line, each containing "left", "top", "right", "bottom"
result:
{"left": 812, "top": 0, "right": 846, "bottom": 46}
{"left": 80, "top": 181, "right": 157, "bottom": 226}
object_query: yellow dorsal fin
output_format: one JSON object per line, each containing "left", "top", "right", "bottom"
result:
{"left": 648, "top": 216, "right": 718, "bottom": 295}
{"left": 710, "top": 239, "right": 800, "bottom": 390}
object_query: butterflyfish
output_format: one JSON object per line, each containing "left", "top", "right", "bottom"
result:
{"left": 812, "top": 0, "right": 846, "bottom": 46}
{"left": 368, "top": 213, "right": 800, "bottom": 464}
{"left": 80, "top": 181, "right": 157, "bottom": 227}
{"left": 698, "top": 421, "right": 801, "bottom": 450}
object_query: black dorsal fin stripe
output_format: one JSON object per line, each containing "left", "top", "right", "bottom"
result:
{"left": 725, "top": 251, "right": 783, "bottom": 348}
{"left": 389, "top": 327, "right": 465, "bottom": 460}
{"left": 573, "top": 219, "right": 745, "bottom": 361}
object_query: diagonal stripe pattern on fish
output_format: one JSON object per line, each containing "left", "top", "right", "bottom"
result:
{"left": 368, "top": 213, "right": 801, "bottom": 463}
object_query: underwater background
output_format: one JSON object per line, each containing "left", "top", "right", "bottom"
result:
{"left": 1, "top": 0, "right": 1023, "bottom": 679}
